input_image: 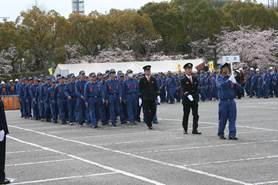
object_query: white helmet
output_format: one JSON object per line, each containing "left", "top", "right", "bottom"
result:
{"left": 256, "top": 68, "right": 260, "bottom": 72}
{"left": 250, "top": 68, "right": 254, "bottom": 71}
{"left": 9, "top": 79, "right": 13, "bottom": 82}
{"left": 1, "top": 81, "right": 5, "bottom": 85}
{"left": 15, "top": 79, "right": 19, "bottom": 82}
{"left": 269, "top": 67, "right": 273, "bottom": 70}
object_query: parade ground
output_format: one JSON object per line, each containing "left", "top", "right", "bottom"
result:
{"left": 4, "top": 98, "right": 278, "bottom": 185}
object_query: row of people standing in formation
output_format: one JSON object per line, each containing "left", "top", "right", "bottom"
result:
{"left": 16, "top": 69, "right": 160, "bottom": 128}
{"left": 2, "top": 67, "right": 278, "bottom": 101}
{"left": 158, "top": 66, "right": 278, "bottom": 102}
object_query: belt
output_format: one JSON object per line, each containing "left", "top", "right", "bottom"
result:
{"left": 220, "top": 98, "right": 234, "bottom": 102}
{"left": 88, "top": 96, "right": 99, "bottom": 98}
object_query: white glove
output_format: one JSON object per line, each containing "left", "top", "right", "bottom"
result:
{"left": 187, "top": 95, "right": 194, "bottom": 102}
{"left": 139, "top": 98, "right": 142, "bottom": 106}
{"left": 229, "top": 74, "right": 237, "bottom": 84}
{"left": 0, "top": 130, "right": 5, "bottom": 142}
{"left": 157, "top": 96, "right": 161, "bottom": 104}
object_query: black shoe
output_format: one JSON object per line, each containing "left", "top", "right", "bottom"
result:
{"left": 148, "top": 126, "right": 153, "bottom": 130}
{"left": 0, "top": 179, "right": 11, "bottom": 184}
{"left": 192, "top": 131, "right": 202, "bottom": 135}
{"left": 184, "top": 131, "right": 188, "bottom": 134}
{"left": 93, "top": 125, "right": 98, "bottom": 129}
{"left": 229, "top": 136, "right": 238, "bottom": 140}
{"left": 219, "top": 135, "right": 226, "bottom": 140}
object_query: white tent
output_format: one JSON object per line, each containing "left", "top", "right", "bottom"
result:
{"left": 54, "top": 59, "right": 204, "bottom": 77}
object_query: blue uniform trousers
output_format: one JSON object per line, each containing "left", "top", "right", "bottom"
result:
{"left": 218, "top": 99, "right": 237, "bottom": 137}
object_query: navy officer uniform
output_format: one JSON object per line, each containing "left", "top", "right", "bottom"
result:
{"left": 180, "top": 63, "right": 201, "bottom": 135}
{"left": 138, "top": 65, "right": 159, "bottom": 129}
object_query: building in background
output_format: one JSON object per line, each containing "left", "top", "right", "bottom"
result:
{"left": 72, "top": 0, "right": 85, "bottom": 14}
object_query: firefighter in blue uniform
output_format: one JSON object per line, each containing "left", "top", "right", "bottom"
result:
{"left": 123, "top": 70, "right": 139, "bottom": 124}
{"left": 262, "top": 69, "right": 271, "bottom": 98}
{"left": 18, "top": 78, "right": 26, "bottom": 118}
{"left": 166, "top": 71, "right": 177, "bottom": 104}
{"left": 255, "top": 68, "right": 263, "bottom": 98}
{"left": 55, "top": 76, "right": 68, "bottom": 124}
{"left": 48, "top": 80, "right": 58, "bottom": 123}
{"left": 29, "top": 78, "right": 40, "bottom": 120}
{"left": 105, "top": 69, "right": 121, "bottom": 127}
{"left": 216, "top": 63, "right": 238, "bottom": 140}
{"left": 174, "top": 73, "right": 181, "bottom": 102}
{"left": 272, "top": 69, "right": 278, "bottom": 97}
{"left": 42, "top": 78, "right": 51, "bottom": 122}
{"left": 84, "top": 73, "right": 101, "bottom": 128}
{"left": 98, "top": 74, "right": 109, "bottom": 125}
{"left": 250, "top": 68, "right": 257, "bottom": 97}
{"left": 37, "top": 79, "right": 44, "bottom": 120}
{"left": 75, "top": 71, "right": 87, "bottom": 126}
{"left": 24, "top": 77, "right": 33, "bottom": 118}
{"left": 65, "top": 74, "right": 76, "bottom": 125}
{"left": 119, "top": 73, "right": 127, "bottom": 124}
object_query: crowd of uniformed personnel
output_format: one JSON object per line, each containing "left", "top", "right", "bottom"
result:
{"left": 0, "top": 66, "right": 277, "bottom": 128}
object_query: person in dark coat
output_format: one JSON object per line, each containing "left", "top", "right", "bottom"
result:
{"left": 0, "top": 97, "right": 10, "bottom": 184}
{"left": 139, "top": 65, "right": 160, "bottom": 129}
{"left": 180, "top": 63, "right": 201, "bottom": 135}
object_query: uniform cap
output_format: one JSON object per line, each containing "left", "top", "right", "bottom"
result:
{"left": 89, "top": 72, "right": 96, "bottom": 77}
{"left": 79, "top": 70, "right": 85, "bottom": 76}
{"left": 221, "top": 63, "right": 230, "bottom": 70}
{"left": 183, "top": 63, "right": 193, "bottom": 69}
{"left": 126, "top": 69, "right": 133, "bottom": 74}
{"left": 110, "top": 69, "right": 116, "bottom": 74}
{"left": 143, "top": 65, "right": 151, "bottom": 71}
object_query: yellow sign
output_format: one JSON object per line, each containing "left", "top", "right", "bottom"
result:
{"left": 48, "top": 68, "right": 53, "bottom": 75}
{"left": 176, "top": 63, "right": 181, "bottom": 72}
{"left": 208, "top": 61, "right": 214, "bottom": 72}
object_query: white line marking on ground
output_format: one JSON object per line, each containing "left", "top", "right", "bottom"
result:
{"left": 160, "top": 118, "right": 278, "bottom": 132}
{"left": 183, "top": 155, "right": 278, "bottom": 167}
{"left": 133, "top": 140, "right": 278, "bottom": 154}
{"left": 254, "top": 180, "right": 278, "bottom": 185}
{"left": 8, "top": 135, "right": 166, "bottom": 185}
{"left": 6, "top": 159, "right": 73, "bottom": 167}
{"left": 240, "top": 106, "right": 278, "bottom": 111}
{"left": 7, "top": 149, "right": 44, "bottom": 154}
{"left": 9, "top": 125, "right": 251, "bottom": 185}
{"left": 11, "top": 172, "right": 118, "bottom": 185}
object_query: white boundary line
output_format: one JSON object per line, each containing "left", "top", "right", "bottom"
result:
{"left": 7, "top": 149, "right": 44, "bottom": 154}
{"left": 7, "top": 159, "right": 73, "bottom": 167}
{"left": 132, "top": 139, "right": 278, "bottom": 154}
{"left": 8, "top": 135, "right": 165, "bottom": 185}
{"left": 183, "top": 155, "right": 278, "bottom": 167}
{"left": 11, "top": 172, "right": 118, "bottom": 185}
{"left": 160, "top": 118, "right": 278, "bottom": 132}
{"left": 9, "top": 125, "right": 251, "bottom": 185}
{"left": 254, "top": 180, "right": 278, "bottom": 185}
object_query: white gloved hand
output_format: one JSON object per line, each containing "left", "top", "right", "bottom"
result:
{"left": 139, "top": 98, "right": 142, "bottom": 106}
{"left": 229, "top": 74, "right": 237, "bottom": 84}
{"left": 157, "top": 96, "right": 161, "bottom": 104}
{"left": 187, "top": 95, "right": 194, "bottom": 102}
{"left": 0, "top": 130, "right": 5, "bottom": 142}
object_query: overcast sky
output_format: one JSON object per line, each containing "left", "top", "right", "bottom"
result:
{"left": 0, "top": 0, "right": 268, "bottom": 21}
